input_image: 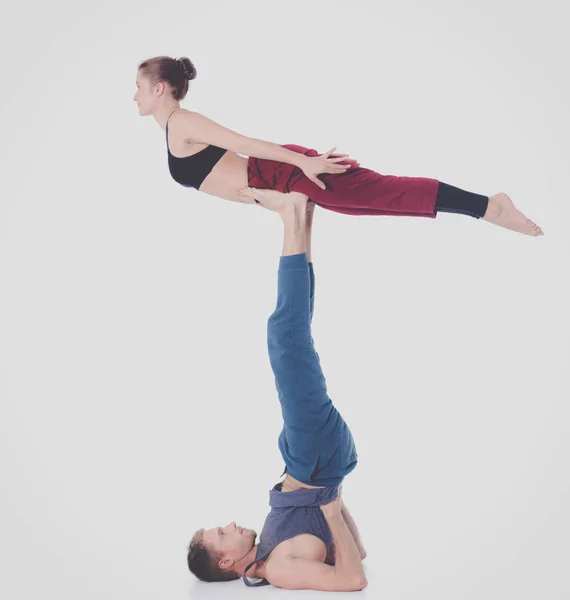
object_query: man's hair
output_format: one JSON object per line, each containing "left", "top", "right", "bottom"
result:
{"left": 187, "top": 529, "right": 240, "bottom": 583}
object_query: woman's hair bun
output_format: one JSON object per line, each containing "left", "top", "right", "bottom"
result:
{"left": 177, "top": 57, "right": 197, "bottom": 81}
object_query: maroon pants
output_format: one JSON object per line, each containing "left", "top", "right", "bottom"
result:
{"left": 247, "top": 144, "right": 440, "bottom": 218}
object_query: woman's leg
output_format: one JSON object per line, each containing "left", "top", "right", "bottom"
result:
{"left": 248, "top": 145, "right": 438, "bottom": 217}
{"left": 247, "top": 145, "right": 543, "bottom": 235}
{"left": 435, "top": 181, "right": 489, "bottom": 218}
{"left": 435, "top": 182, "right": 544, "bottom": 235}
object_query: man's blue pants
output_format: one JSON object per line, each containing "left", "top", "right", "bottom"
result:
{"left": 267, "top": 253, "right": 358, "bottom": 487}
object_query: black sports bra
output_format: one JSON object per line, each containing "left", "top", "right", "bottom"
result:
{"left": 165, "top": 109, "right": 228, "bottom": 190}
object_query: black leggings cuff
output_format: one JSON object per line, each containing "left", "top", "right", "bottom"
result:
{"left": 435, "top": 181, "right": 489, "bottom": 219}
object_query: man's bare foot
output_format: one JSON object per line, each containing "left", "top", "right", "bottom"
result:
{"left": 238, "top": 187, "right": 308, "bottom": 214}
{"left": 482, "top": 193, "right": 544, "bottom": 236}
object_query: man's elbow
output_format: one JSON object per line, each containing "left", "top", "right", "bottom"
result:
{"left": 335, "top": 574, "right": 368, "bottom": 592}
{"left": 346, "top": 569, "right": 368, "bottom": 591}
{"left": 353, "top": 575, "right": 368, "bottom": 590}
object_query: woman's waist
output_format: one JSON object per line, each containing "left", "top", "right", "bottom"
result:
{"left": 199, "top": 144, "right": 313, "bottom": 198}
{"left": 198, "top": 151, "right": 249, "bottom": 200}
{"left": 247, "top": 145, "right": 313, "bottom": 193}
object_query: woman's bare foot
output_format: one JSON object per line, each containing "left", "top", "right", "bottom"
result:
{"left": 238, "top": 187, "right": 308, "bottom": 214}
{"left": 482, "top": 193, "right": 543, "bottom": 236}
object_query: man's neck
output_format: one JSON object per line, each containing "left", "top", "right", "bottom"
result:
{"left": 233, "top": 544, "right": 262, "bottom": 578}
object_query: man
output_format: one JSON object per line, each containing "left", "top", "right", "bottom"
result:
{"left": 187, "top": 189, "right": 367, "bottom": 592}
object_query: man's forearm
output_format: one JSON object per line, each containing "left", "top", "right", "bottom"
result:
{"left": 324, "top": 513, "right": 366, "bottom": 583}
{"left": 341, "top": 502, "right": 366, "bottom": 558}
{"left": 245, "top": 138, "right": 307, "bottom": 169}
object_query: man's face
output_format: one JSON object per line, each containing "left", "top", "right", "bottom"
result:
{"left": 201, "top": 522, "right": 257, "bottom": 565}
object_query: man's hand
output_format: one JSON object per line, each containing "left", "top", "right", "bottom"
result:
{"left": 339, "top": 499, "right": 367, "bottom": 560}
{"left": 320, "top": 486, "right": 343, "bottom": 518}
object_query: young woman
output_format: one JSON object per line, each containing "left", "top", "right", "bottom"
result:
{"left": 134, "top": 55, "right": 543, "bottom": 236}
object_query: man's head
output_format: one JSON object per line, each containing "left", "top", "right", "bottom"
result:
{"left": 187, "top": 522, "right": 257, "bottom": 582}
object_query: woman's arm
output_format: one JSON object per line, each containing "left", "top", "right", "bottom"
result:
{"left": 176, "top": 110, "right": 308, "bottom": 167}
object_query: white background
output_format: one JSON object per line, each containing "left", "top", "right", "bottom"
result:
{"left": 1, "top": 1, "right": 569, "bottom": 599}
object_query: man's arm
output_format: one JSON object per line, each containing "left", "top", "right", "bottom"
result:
{"left": 325, "top": 506, "right": 366, "bottom": 564}
{"left": 324, "top": 506, "right": 367, "bottom": 584}
{"left": 341, "top": 501, "right": 367, "bottom": 560}
{"left": 264, "top": 498, "right": 367, "bottom": 591}
{"left": 265, "top": 556, "right": 367, "bottom": 592}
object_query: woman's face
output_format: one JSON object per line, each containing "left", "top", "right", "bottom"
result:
{"left": 133, "top": 71, "right": 157, "bottom": 116}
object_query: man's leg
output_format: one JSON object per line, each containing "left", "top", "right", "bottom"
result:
{"left": 265, "top": 195, "right": 357, "bottom": 486}
{"left": 268, "top": 197, "right": 318, "bottom": 429}
{"left": 240, "top": 187, "right": 317, "bottom": 321}
{"left": 306, "top": 201, "right": 316, "bottom": 324}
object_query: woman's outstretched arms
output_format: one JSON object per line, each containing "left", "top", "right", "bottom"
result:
{"left": 173, "top": 110, "right": 355, "bottom": 189}
{"left": 174, "top": 110, "right": 309, "bottom": 166}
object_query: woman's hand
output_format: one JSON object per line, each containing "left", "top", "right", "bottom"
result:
{"left": 301, "top": 148, "right": 359, "bottom": 190}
